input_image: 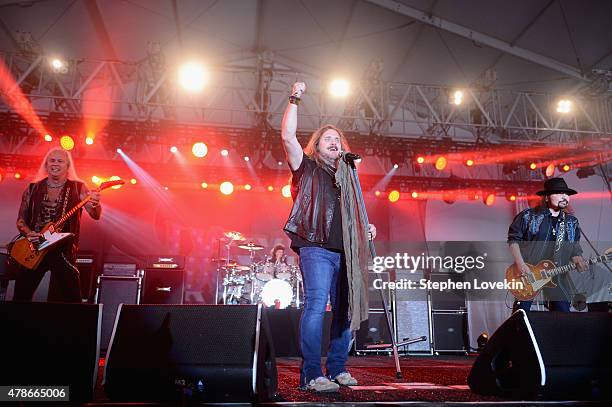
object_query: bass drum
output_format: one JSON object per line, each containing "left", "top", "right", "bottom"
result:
{"left": 260, "top": 279, "right": 294, "bottom": 309}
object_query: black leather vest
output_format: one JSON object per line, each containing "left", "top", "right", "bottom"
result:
{"left": 283, "top": 156, "right": 338, "bottom": 244}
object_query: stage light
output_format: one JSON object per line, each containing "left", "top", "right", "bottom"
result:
{"left": 411, "top": 191, "right": 419, "bottom": 199}
{"left": 60, "top": 135, "right": 74, "bottom": 151}
{"left": 85, "top": 136, "right": 94, "bottom": 145}
{"left": 329, "top": 78, "right": 350, "bottom": 97}
{"left": 178, "top": 62, "right": 208, "bottom": 92}
{"left": 388, "top": 190, "right": 400, "bottom": 202}
{"left": 170, "top": 146, "right": 178, "bottom": 153}
{"left": 44, "top": 134, "right": 52, "bottom": 142}
{"left": 375, "top": 190, "right": 381, "bottom": 197}
{"left": 506, "top": 193, "right": 517, "bottom": 202}
{"left": 244, "top": 184, "right": 252, "bottom": 191}
{"left": 435, "top": 156, "right": 447, "bottom": 171}
{"left": 244, "top": 156, "right": 250, "bottom": 162}
{"left": 443, "top": 193, "right": 456, "bottom": 205}
{"left": 450, "top": 90, "right": 464, "bottom": 105}
{"left": 201, "top": 182, "right": 208, "bottom": 189}
{"left": 49, "top": 57, "right": 67, "bottom": 73}
{"left": 109, "top": 175, "right": 123, "bottom": 189}
{"left": 0, "top": 173, "right": 3, "bottom": 182}
{"left": 561, "top": 164, "right": 571, "bottom": 172}
{"left": 220, "top": 149, "right": 229, "bottom": 157}
{"left": 191, "top": 142, "right": 208, "bottom": 158}
{"left": 393, "top": 163, "right": 399, "bottom": 169}
{"left": 281, "top": 184, "right": 291, "bottom": 198}
{"left": 14, "top": 172, "right": 22, "bottom": 180}
{"left": 220, "top": 181, "right": 234, "bottom": 195}
{"left": 416, "top": 156, "right": 425, "bottom": 164}
{"left": 483, "top": 193, "right": 495, "bottom": 206}
{"left": 164, "top": 186, "right": 169, "bottom": 191}
{"left": 130, "top": 178, "right": 137, "bottom": 185}
{"left": 465, "top": 159, "right": 474, "bottom": 167}
{"left": 545, "top": 163, "right": 555, "bottom": 177}
{"left": 477, "top": 332, "right": 489, "bottom": 352}
{"left": 267, "top": 185, "right": 274, "bottom": 192}
{"left": 277, "top": 161, "right": 283, "bottom": 166}
{"left": 468, "top": 192, "right": 480, "bottom": 201}
{"left": 91, "top": 175, "right": 101, "bottom": 185}
{"left": 556, "top": 99, "right": 572, "bottom": 114}
{"left": 116, "top": 148, "right": 123, "bottom": 154}
{"left": 529, "top": 162, "right": 537, "bottom": 170}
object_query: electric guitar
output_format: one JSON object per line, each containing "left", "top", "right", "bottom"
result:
{"left": 8, "top": 180, "right": 124, "bottom": 270}
{"left": 506, "top": 248, "right": 612, "bottom": 301}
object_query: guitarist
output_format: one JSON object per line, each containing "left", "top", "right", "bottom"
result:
{"left": 508, "top": 177, "right": 588, "bottom": 312}
{"left": 13, "top": 148, "right": 101, "bottom": 302}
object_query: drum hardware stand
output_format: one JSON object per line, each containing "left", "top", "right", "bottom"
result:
{"left": 344, "top": 152, "right": 420, "bottom": 379}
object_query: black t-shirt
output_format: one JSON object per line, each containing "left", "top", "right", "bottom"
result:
{"left": 288, "top": 154, "right": 344, "bottom": 253}
{"left": 542, "top": 215, "right": 560, "bottom": 261}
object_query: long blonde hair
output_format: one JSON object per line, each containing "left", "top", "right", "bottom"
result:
{"left": 304, "top": 124, "right": 351, "bottom": 167}
{"left": 34, "top": 147, "right": 81, "bottom": 182}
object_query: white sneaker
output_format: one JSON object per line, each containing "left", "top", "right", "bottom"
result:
{"left": 333, "top": 371, "right": 358, "bottom": 386}
{"left": 304, "top": 376, "right": 340, "bottom": 392}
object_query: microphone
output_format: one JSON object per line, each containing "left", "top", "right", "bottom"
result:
{"left": 341, "top": 152, "right": 361, "bottom": 163}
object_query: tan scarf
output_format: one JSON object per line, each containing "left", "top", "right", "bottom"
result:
{"left": 335, "top": 158, "right": 370, "bottom": 331}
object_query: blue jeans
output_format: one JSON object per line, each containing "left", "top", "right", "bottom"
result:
{"left": 299, "top": 247, "right": 352, "bottom": 386}
{"left": 513, "top": 300, "right": 570, "bottom": 312}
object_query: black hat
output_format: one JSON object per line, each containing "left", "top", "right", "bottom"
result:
{"left": 536, "top": 177, "right": 578, "bottom": 196}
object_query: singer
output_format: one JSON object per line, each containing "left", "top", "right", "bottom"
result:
{"left": 281, "top": 81, "right": 377, "bottom": 392}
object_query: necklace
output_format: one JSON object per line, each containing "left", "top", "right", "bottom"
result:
{"left": 47, "top": 180, "right": 66, "bottom": 189}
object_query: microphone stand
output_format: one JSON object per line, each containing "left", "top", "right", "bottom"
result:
{"left": 343, "top": 153, "right": 425, "bottom": 379}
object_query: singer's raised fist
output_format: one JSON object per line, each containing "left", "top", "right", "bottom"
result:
{"left": 291, "top": 82, "right": 306, "bottom": 98}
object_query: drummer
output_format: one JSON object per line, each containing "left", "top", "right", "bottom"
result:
{"left": 270, "top": 244, "right": 287, "bottom": 266}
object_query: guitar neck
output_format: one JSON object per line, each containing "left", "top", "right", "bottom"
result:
{"left": 53, "top": 196, "right": 91, "bottom": 230}
{"left": 548, "top": 255, "right": 606, "bottom": 277}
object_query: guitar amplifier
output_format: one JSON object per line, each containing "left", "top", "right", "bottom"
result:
{"left": 76, "top": 251, "right": 97, "bottom": 302}
{"left": 103, "top": 263, "right": 138, "bottom": 277}
{"left": 142, "top": 268, "right": 185, "bottom": 304}
{"left": 143, "top": 255, "right": 185, "bottom": 270}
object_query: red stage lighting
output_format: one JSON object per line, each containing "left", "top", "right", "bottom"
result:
{"left": 244, "top": 184, "right": 252, "bottom": 191}
{"left": 561, "top": 164, "right": 571, "bottom": 172}
{"left": 14, "top": 172, "right": 22, "bottom": 180}
{"left": 85, "top": 135, "right": 94, "bottom": 145}
{"left": 109, "top": 175, "right": 123, "bottom": 189}
{"left": 267, "top": 186, "right": 274, "bottom": 192}
{"left": 220, "top": 149, "right": 229, "bottom": 157}
{"left": 506, "top": 194, "right": 517, "bottom": 202}
{"left": 170, "top": 146, "right": 178, "bottom": 153}
{"left": 483, "top": 193, "right": 496, "bottom": 206}
{"left": 388, "top": 190, "right": 400, "bottom": 202}
{"left": 130, "top": 178, "right": 137, "bottom": 185}
{"left": 91, "top": 175, "right": 101, "bottom": 185}
{"left": 201, "top": 182, "right": 208, "bottom": 189}
{"left": 60, "top": 135, "right": 75, "bottom": 151}
{"left": 374, "top": 190, "right": 381, "bottom": 197}
{"left": 529, "top": 162, "right": 537, "bottom": 170}
{"left": 411, "top": 191, "right": 419, "bottom": 199}
{"left": 44, "top": 134, "right": 53, "bottom": 142}
{"left": 435, "top": 156, "right": 447, "bottom": 170}
{"left": 281, "top": 185, "right": 291, "bottom": 198}
{"left": 465, "top": 159, "right": 474, "bottom": 167}
{"left": 545, "top": 163, "right": 555, "bottom": 177}
{"left": 416, "top": 156, "right": 425, "bottom": 164}
{"left": 192, "top": 142, "right": 208, "bottom": 158}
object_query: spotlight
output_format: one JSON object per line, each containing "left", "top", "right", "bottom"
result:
{"left": 468, "top": 192, "right": 480, "bottom": 201}
{"left": 416, "top": 156, "right": 425, "bottom": 164}
{"left": 267, "top": 186, "right": 274, "bottom": 192}
{"left": 411, "top": 191, "right": 419, "bottom": 199}
{"left": 450, "top": 90, "right": 464, "bottom": 105}
{"left": 192, "top": 142, "right": 208, "bottom": 158}
{"left": 477, "top": 332, "right": 489, "bottom": 352}
{"left": 329, "top": 78, "right": 350, "bottom": 97}
{"left": 545, "top": 163, "right": 555, "bottom": 177}
{"left": 506, "top": 193, "right": 517, "bottom": 202}
{"left": 49, "top": 57, "right": 68, "bottom": 74}
{"left": 435, "top": 156, "right": 447, "bottom": 171}
{"left": 244, "top": 156, "right": 250, "bottom": 162}
{"left": 443, "top": 193, "right": 456, "bottom": 205}
{"left": 388, "top": 190, "right": 400, "bottom": 202}
{"left": 281, "top": 185, "right": 291, "bottom": 198}
{"left": 560, "top": 164, "right": 571, "bottom": 172}
{"left": 201, "top": 182, "right": 208, "bottom": 189}
{"left": 375, "top": 190, "right": 381, "bottom": 197}
{"left": 483, "top": 193, "right": 495, "bottom": 206}
{"left": 465, "top": 159, "right": 474, "bottom": 167}
{"left": 91, "top": 175, "right": 101, "bottom": 185}
{"left": 556, "top": 99, "right": 572, "bottom": 114}
{"left": 116, "top": 148, "right": 123, "bottom": 154}
{"left": 130, "top": 178, "right": 137, "bottom": 185}
{"left": 170, "top": 146, "right": 178, "bottom": 153}
{"left": 529, "top": 162, "right": 537, "bottom": 170}
{"left": 85, "top": 136, "right": 94, "bottom": 145}
{"left": 164, "top": 186, "right": 169, "bottom": 191}
{"left": 220, "top": 181, "right": 234, "bottom": 195}
{"left": 577, "top": 166, "right": 595, "bottom": 179}
{"left": 393, "top": 163, "right": 399, "bottom": 169}
{"left": 14, "top": 172, "right": 22, "bottom": 180}
{"left": 220, "top": 149, "right": 229, "bottom": 157}
{"left": 60, "top": 135, "right": 74, "bottom": 151}
{"left": 44, "top": 134, "right": 53, "bottom": 142}
{"left": 277, "top": 161, "right": 283, "bottom": 166}
{"left": 244, "top": 184, "right": 252, "bottom": 191}
{"left": 178, "top": 62, "right": 208, "bottom": 92}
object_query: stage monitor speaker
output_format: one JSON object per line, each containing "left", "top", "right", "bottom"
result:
{"left": 95, "top": 275, "right": 141, "bottom": 350}
{"left": 266, "top": 308, "right": 331, "bottom": 357}
{"left": 104, "top": 304, "right": 277, "bottom": 402}
{"left": 355, "top": 310, "right": 393, "bottom": 353}
{"left": 0, "top": 302, "right": 101, "bottom": 402}
{"left": 468, "top": 310, "right": 612, "bottom": 399}
{"left": 142, "top": 268, "right": 184, "bottom": 304}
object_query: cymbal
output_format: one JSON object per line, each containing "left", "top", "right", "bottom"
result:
{"left": 223, "top": 231, "right": 245, "bottom": 241}
{"left": 238, "top": 242, "right": 264, "bottom": 251}
{"left": 211, "top": 258, "right": 237, "bottom": 265}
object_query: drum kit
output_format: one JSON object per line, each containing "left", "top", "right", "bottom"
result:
{"left": 215, "top": 231, "right": 302, "bottom": 308}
